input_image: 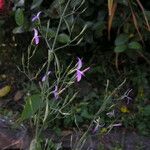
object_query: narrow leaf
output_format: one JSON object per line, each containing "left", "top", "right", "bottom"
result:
{"left": 31, "top": 0, "right": 43, "bottom": 10}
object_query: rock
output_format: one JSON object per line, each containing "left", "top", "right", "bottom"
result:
{"left": 0, "top": 117, "right": 30, "bottom": 150}
{"left": 14, "top": 90, "right": 24, "bottom": 101}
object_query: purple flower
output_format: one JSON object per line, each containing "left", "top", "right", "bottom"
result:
{"left": 92, "top": 121, "right": 105, "bottom": 134}
{"left": 33, "top": 28, "right": 40, "bottom": 45}
{"left": 77, "top": 57, "right": 82, "bottom": 69}
{"left": 52, "top": 85, "right": 59, "bottom": 100}
{"left": 76, "top": 58, "right": 90, "bottom": 82}
{"left": 121, "top": 89, "right": 133, "bottom": 104}
{"left": 92, "top": 124, "right": 99, "bottom": 133}
{"left": 42, "top": 71, "right": 51, "bottom": 82}
{"left": 112, "top": 123, "right": 122, "bottom": 127}
{"left": 106, "top": 110, "right": 115, "bottom": 118}
{"left": 32, "top": 11, "right": 42, "bottom": 22}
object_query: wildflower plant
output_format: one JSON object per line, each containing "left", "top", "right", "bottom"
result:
{"left": 72, "top": 79, "right": 127, "bottom": 150}
{"left": 0, "top": 0, "right": 149, "bottom": 149}
{"left": 18, "top": 0, "right": 90, "bottom": 149}
{"left": 16, "top": 1, "right": 130, "bottom": 149}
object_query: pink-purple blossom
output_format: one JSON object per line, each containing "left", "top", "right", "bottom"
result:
{"left": 76, "top": 57, "right": 90, "bottom": 82}
{"left": 42, "top": 71, "right": 51, "bottom": 82}
{"left": 32, "top": 11, "right": 41, "bottom": 22}
{"left": 92, "top": 121, "right": 105, "bottom": 133}
{"left": 112, "top": 123, "right": 122, "bottom": 127}
{"left": 33, "top": 28, "right": 40, "bottom": 45}
{"left": 92, "top": 124, "right": 99, "bottom": 133}
{"left": 52, "top": 85, "right": 59, "bottom": 100}
{"left": 121, "top": 89, "right": 133, "bottom": 104}
{"left": 106, "top": 110, "right": 115, "bottom": 118}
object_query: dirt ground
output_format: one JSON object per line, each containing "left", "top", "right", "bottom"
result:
{"left": 0, "top": 117, "right": 149, "bottom": 150}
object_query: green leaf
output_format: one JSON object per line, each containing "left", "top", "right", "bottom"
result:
{"left": 81, "top": 109, "right": 92, "bottom": 119}
{"left": 57, "top": 33, "right": 70, "bottom": 44}
{"left": 13, "top": 26, "right": 25, "bottom": 34}
{"left": 41, "top": 27, "right": 56, "bottom": 38}
{"left": 31, "top": 0, "right": 43, "bottom": 10}
{"left": 118, "top": 0, "right": 128, "bottom": 6}
{"left": 75, "top": 115, "right": 83, "bottom": 123}
{"left": 93, "top": 21, "right": 105, "bottom": 38}
{"left": 0, "top": 20, "right": 5, "bottom": 27}
{"left": 145, "top": 11, "right": 150, "bottom": 19}
{"left": 70, "top": 0, "right": 82, "bottom": 8}
{"left": 15, "top": 8, "right": 24, "bottom": 26}
{"left": 115, "top": 34, "right": 129, "bottom": 46}
{"left": 114, "top": 45, "right": 127, "bottom": 53}
{"left": 128, "top": 41, "right": 142, "bottom": 50}
{"left": 21, "top": 94, "right": 43, "bottom": 120}
{"left": 143, "top": 105, "right": 150, "bottom": 116}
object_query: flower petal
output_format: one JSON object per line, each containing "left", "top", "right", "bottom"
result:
{"left": 32, "top": 16, "right": 37, "bottom": 22}
{"left": 33, "top": 29, "right": 40, "bottom": 45}
{"left": 92, "top": 124, "right": 99, "bottom": 133}
{"left": 34, "top": 28, "right": 38, "bottom": 36}
{"left": 32, "top": 11, "right": 42, "bottom": 22}
{"left": 34, "top": 36, "right": 39, "bottom": 45}
{"left": 77, "top": 57, "right": 82, "bottom": 69}
{"left": 82, "top": 67, "right": 90, "bottom": 73}
{"left": 37, "top": 11, "right": 42, "bottom": 17}
{"left": 53, "top": 85, "right": 59, "bottom": 99}
{"left": 76, "top": 70, "right": 84, "bottom": 82}
{"left": 42, "top": 71, "right": 51, "bottom": 82}
{"left": 112, "top": 123, "right": 122, "bottom": 127}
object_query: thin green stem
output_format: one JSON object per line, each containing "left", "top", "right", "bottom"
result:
{"left": 75, "top": 79, "right": 126, "bottom": 150}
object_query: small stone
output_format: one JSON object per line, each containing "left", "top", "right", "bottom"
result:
{"left": 14, "top": 90, "right": 23, "bottom": 101}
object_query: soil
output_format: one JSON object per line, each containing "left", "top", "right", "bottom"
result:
{"left": 0, "top": 118, "right": 149, "bottom": 150}
{"left": 0, "top": 117, "right": 30, "bottom": 150}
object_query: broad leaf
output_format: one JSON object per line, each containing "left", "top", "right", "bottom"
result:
{"left": 118, "top": 0, "right": 128, "bottom": 6}
{"left": 128, "top": 41, "right": 142, "bottom": 50}
{"left": 115, "top": 34, "right": 128, "bottom": 46}
{"left": 21, "top": 94, "right": 43, "bottom": 120}
{"left": 57, "top": 33, "right": 70, "bottom": 44}
{"left": 143, "top": 105, "right": 150, "bottom": 116}
{"left": 31, "top": 0, "right": 43, "bottom": 10}
{"left": 13, "top": 26, "right": 25, "bottom": 34}
{"left": 15, "top": 8, "right": 24, "bottom": 26}
{"left": 114, "top": 45, "right": 127, "bottom": 53}
{"left": 41, "top": 27, "right": 56, "bottom": 38}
